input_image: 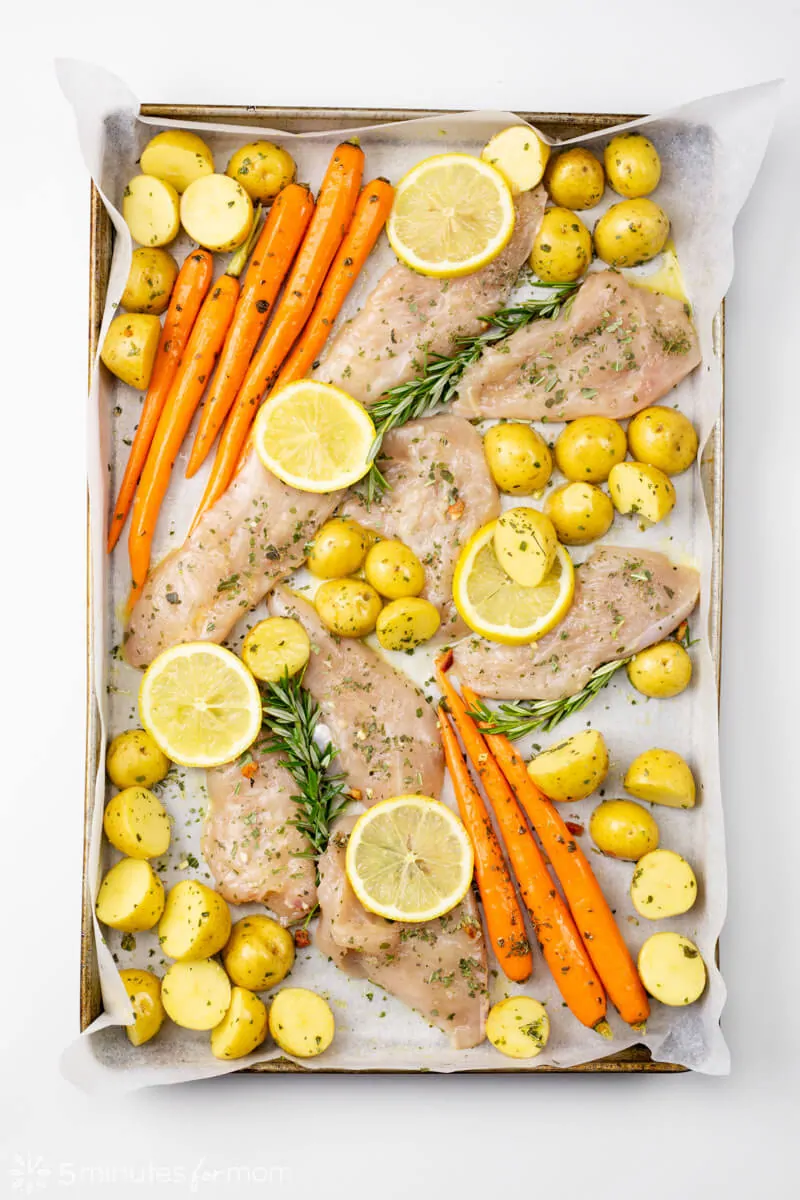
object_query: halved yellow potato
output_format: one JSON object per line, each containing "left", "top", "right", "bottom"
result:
{"left": 268, "top": 987, "right": 335, "bottom": 1058}
{"left": 482, "top": 126, "right": 550, "bottom": 194}
{"left": 180, "top": 174, "right": 254, "bottom": 252}
{"left": 103, "top": 786, "right": 171, "bottom": 859}
{"left": 211, "top": 987, "right": 269, "bottom": 1060}
{"left": 122, "top": 174, "right": 180, "bottom": 247}
{"left": 100, "top": 313, "right": 162, "bottom": 391}
{"left": 241, "top": 617, "right": 310, "bottom": 684}
{"left": 96, "top": 858, "right": 165, "bottom": 932}
{"left": 627, "top": 406, "right": 698, "bottom": 476}
{"left": 226, "top": 141, "right": 296, "bottom": 202}
{"left": 486, "top": 996, "right": 550, "bottom": 1058}
{"left": 630, "top": 848, "right": 697, "bottom": 919}
{"left": 527, "top": 729, "right": 608, "bottom": 802}
{"left": 120, "top": 247, "right": 178, "bottom": 314}
{"left": 161, "top": 959, "right": 231, "bottom": 1031}
{"left": 589, "top": 799, "right": 659, "bottom": 861}
{"left": 119, "top": 968, "right": 166, "bottom": 1046}
{"left": 624, "top": 748, "right": 696, "bottom": 809}
{"left": 608, "top": 461, "right": 676, "bottom": 524}
{"left": 493, "top": 508, "right": 558, "bottom": 588}
{"left": 140, "top": 129, "right": 215, "bottom": 193}
{"left": 158, "top": 880, "right": 231, "bottom": 961}
{"left": 627, "top": 641, "right": 692, "bottom": 698}
{"left": 106, "top": 728, "right": 171, "bottom": 789}
{"left": 375, "top": 597, "right": 441, "bottom": 652}
{"left": 638, "top": 932, "right": 707, "bottom": 1006}
{"left": 223, "top": 916, "right": 296, "bottom": 991}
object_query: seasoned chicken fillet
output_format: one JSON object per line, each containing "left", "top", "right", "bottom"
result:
{"left": 269, "top": 587, "right": 444, "bottom": 804}
{"left": 317, "top": 818, "right": 488, "bottom": 1049}
{"left": 452, "top": 270, "right": 701, "bottom": 421}
{"left": 453, "top": 546, "right": 700, "bottom": 700}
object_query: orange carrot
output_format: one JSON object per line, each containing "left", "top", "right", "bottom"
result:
{"left": 438, "top": 709, "right": 532, "bottom": 983}
{"left": 191, "top": 142, "right": 364, "bottom": 525}
{"left": 127, "top": 275, "right": 240, "bottom": 606}
{"left": 186, "top": 184, "right": 315, "bottom": 477}
{"left": 106, "top": 249, "right": 213, "bottom": 552}
{"left": 272, "top": 177, "right": 394, "bottom": 389}
{"left": 481, "top": 728, "right": 651, "bottom": 1027}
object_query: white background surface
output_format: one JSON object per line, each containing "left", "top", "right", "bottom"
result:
{"left": 2, "top": 2, "right": 799, "bottom": 1197}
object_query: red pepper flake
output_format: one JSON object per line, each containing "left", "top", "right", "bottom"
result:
{"left": 294, "top": 928, "right": 311, "bottom": 948}
{"left": 565, "top": 821, "right": 584, "bottom": 836}
{"left": 447, "top": 500, "right": 465, "bottom": 521}
{"left": 241, "top": 762, "right": 258, "bottom": 780}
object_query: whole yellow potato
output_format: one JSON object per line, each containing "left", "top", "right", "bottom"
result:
{"left": 608, "top": 461, "right": 676, "bottom": 524}
{"left": 180, "top": 174, "right": 254, "bottom": 253}
{"left": 483, "top": 422, "right": 553, "bottom": 494}
{"left": 545, "top": 481, "right": 614, "bottom": 545}
{"left": 161, "top": 959, "right": 231, "bottom": 1031}
{"left": 364, "top": 540, "right": 425, "bottom": 599}
{"left": 624, "top": 747, "right": 696, "bottom": 809}
{"left": 106, "top": 729, "right": 170, "bottom": 789}
{"left": 589, "top": 799, "right": 659, "bottom": 860}
{"left": 637, "top": 932, "right": 707, "bottom": 1006}
{"left": 530, "top": 207, "right": 592, "bottom": 282}
{"left": 527, "top": 728, "right": 608, "bottom": 802}
{"left": 307, "top": 518, "right": 370, "bottom": 578}
{"left": 493, "top": 507, "right": 558, "bottom": 587}
{"left": 555, "top": 417, "right": 627, "bottom": 483}
{"left": 121, "top": 248, "right": 178, "bottom": 314}
{"left": 375, "top": 597, "right": 441, "bottom": 652}
{"left": 223, "top": 915, "right": 296, "bottom": 991}
{"left": 122, "top": 174, "right": 180, "bottom": 247}
{"left": 119, "top": 968, "right": 166, "bottom": 1046}
{"left": 103, "top": 786, "right": 171, "bottom": 859}
{"left": 241, "top": 617, "right": 310, "bottom": 683}
{"left": 481, "top": 126, "right": 550, "bottom": 194}
{"left": 100, "top": 313, "right": 161, "bottom": 391}
{"left": 158, "top": 880, "right": 232, "bottom": 961}
{"left": 268, "top": 987, "right": 335, "bottom": 1058}
{"left": 544, "top": 147, "right": 605, "bottom": 210}
{"left": 604, "top": 133, "right": 662, "bottom": 199}
{"left": 627, "top": 641, "right": 692, "bottom": 698}
{"left": 226, "top": 141, "right": 296, "bottom": 202}
{"left": 140, "top": 129, "right": 215, "bottom": 193}
{"left": 314, "top": 578, "right": 383, "bottom": 638}
{"left": 211, "top": 987, "right": 268, "bottom": 1060}
{"left": 593, "top": 198, "right": 669, "bottom": 267}
{"left": 631, "top": 848, "right": 697, "bottom": 919}
{"left": 95, "top": 858, "right": 165, "bottom": 932}
{"left": 627, "top": 406, "right": 698, "bottom": 476}
{"left": 486, "top": 996, "right": 550, "bottom": 1059}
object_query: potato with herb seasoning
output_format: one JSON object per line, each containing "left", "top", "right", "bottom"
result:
{"left": 590, "top": 799, "right": 659, "bottom": 861}
{"left": 483, "top": 422, "right": 553, "bottom": 494}
{"left": 481, "top": 126, "right": 550, "bottom": 194}
{"left": 180, "top": 174, "right": 254, "bottom": 253}
{"left": 122, "top": 174, "right": 180, "bottom": 247}
{"left": 158, "top": 880, "right": 232, "bottom": 961}
{"left": 486, "top": 996, "right": 550, "bottom": 1059}
{"left": 638, "top": 932, "right": 707, "bottom": 1006}
{"left": 103, "top": 786, "right": 171, "bottom": 859}
{"left": 593, "top": 197, "right": 669, "bottom": 267}
{"left": 555, "top": 416, "right": 627, "bottom": 484}
{"left": 268, "top": 987, "right": 335, "bottom": 1058}
{"left": 120, "top": 248, "right": 178, "bottom": 315}
{"left": 211, "top": 987, "right": 268, "bottom": 1060}
{"left": 627, "top": 641, "right": 692, "bottom": 698}
{"left": 307, "top": 518, "right": 370, "bottom": 578}
{"left": 608, "top": 461, "right": 676, "bottom": 523}
{"left": 106, "top": 729, "right": 170, "bottom": 789}
{"left": 544, "top": 147, "right": 605, "bottom": 210}
{"left": 530, "top": 206, "right": 592, "bottom": 282}
{"left": 226, "top": 141, "right": 296, "bottom": 203}
{"left": 96, "top": 858, "right": 165, "bottom": 932}
{"left": 100, "top": 313, "right": 162, "bottom": 391}
{"left": 627, "top": 406, "right": 698, "bottom": 476}
{"left": 119, "top": 968, "right": 166, "bottom": 1046}
{"left": 161, "top": 959, "right": 231, "bottom": 1031}
{"left": 624, "top": 748, "right": 696, "bottom": 809}
{"left": 140, "top": 129, "right": 215, "bottom": 194}
{"left": 604, "top": 133, "right": 661, "bottom": 199}
{"left": 545, "top": 481, "right": 614, "bottom": 545}
{"left": 314, "top": 578, "right": 383, "bottom": 638}
{"left": 223, "top": 916, "right": 296, "bottom": 991}
{"left": 376, "top": 597, "right": 441, "bottom": 652}
{"left": 631, "top": 848, "right": 698, "bottom": 919}
{"left": 493, "top": 507, "right": 558, "bottom": 587}
{"left": 364, "top": 539, "right": 425, "bottom": 600}
{"left": 527, "top": 729, "right": 608, "bottom": 802}
{"left": 241, "top": 617, "right": 310, "bottom": 683}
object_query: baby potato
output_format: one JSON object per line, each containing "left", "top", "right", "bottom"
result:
{"left": 140, "top": 129, "right": 215, "bottom": 194}
{"left": 604, "top": 133, "right": 662, "bottom": 199}
{"left": 226, "top": 141, "right": 296, "bottom": 203}
{"left": 241, "top": 617, "right": 310, "bottom": 683}
{"left": 483, "top": 422, "right": 553, "bottom": 494}
{"left": 364, "top": 539, "right": 425, "bottom": 600}
{"left": 624, "top": 748, "right": 696, "bottom": 809}
{"left": 268, "top": 987, "right": 335, "bottom": 1058}
{"left": 223, "top": 915, "right": 295, "bottom": 991}
{"left": 627, "top": 406, "right": 698, "bottom": 476}
{"left": 103, "top": 786, "right": 171, "bottom": 859}
{"left": 544, "top": 147, "right": 605, "bottom": 211}
{"left": 308, "top": 518, "right": 370, "bottom": 579}
{"left": 493, "top": 507, "right": 558, "bottom": 587}
{"left": 158, "top": 880, "right": 231, "bottom": 961}
{"left": 180, "top": 174, "right": 254, "bottom": 253}
{"left": 119, "top": 968, "right": 166, "bottom": 1046}
{"left": 211, "top": 986, "right": 268, "bottom": 1060}
{"left": 545, "top": 482, "right": 614, "bottom": 545}
{"left": 314, "top": 578, "right": 383, "bottom": 638}
{"left": 100, "top": 313, "right": 161, "bottom": 391}
{"left": 482, "top": 126, "right": 550, "bottom": 194}
{"left": 608, "top": 461, "right": 676, "bottom": 524}
{"left": 527, "top": 728, "right": 608, "bottom": 802}
{"left": 95, "top": 858, "right": 165, "bottom": 932}
{"left": 631, "top": 848, "right": 698, "bottom": 919}
{"left": 589, "top": 799, "right": 659, "bottom": 861}
{"left": 555, "top": 416, "right": 627, "bottom": 484}
{"left": 593, "top": 197, "right": 669, "bottom": 268}
{"left": 638, "top": 932, "right": 707, "bottom": 1006}
{"left": 122, "top": 174, "right": 180, "bottom": 247}
{"left": 120, "top": 247, "right": 178, "bottom": 315}
{"left": 161, "top": 958, "right": 231, "bottom": 1031}
{"left": 627, "top": 641, "right": 692, "bottom": 699}
{"left": 376, "top": 597, "right": 441, "bottom": 652}
{"left": 106, "top": 729, "right": 170, "bottom": 789}
{"left": 486, "top": 996, "right": 550, "bottom": 1059}
{"left": 530, "top": 207, "right": 592, "bottom": 282}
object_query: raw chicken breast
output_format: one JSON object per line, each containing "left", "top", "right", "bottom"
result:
{"left": 317, "top": 818, "right": 488, "bottom": 1049}
{"left": 269, "top": 587, "right": 443, "bottom": 804}
{"left": 452, "top": 270, "right": 701, "bottom": 421}
{"left": 342, "top": 415, "right": 500, "bottom": 637}
{"left": 202, "top": 742, "right": 316, "bottom": 923}
{"left": 453, "top": 546, "right": 700, "bottom": 700}
{"left": 313, "top": 187, "right": 546, "bottom": 405}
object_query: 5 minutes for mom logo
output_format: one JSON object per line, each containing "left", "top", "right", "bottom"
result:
{"left": 8, "top": 1155, "right": 51, "bottom": 1194}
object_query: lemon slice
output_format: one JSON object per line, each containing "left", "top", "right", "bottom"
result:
{"left": 253, "top": 381, "right": 375, "bottom": 493}
{"left": 139, "top": 643, "right": 262, "bottom": 768}
{"left": 345, "top": 795, "right": 474, "bottom": 923}
{"left": 453, "top": 520, "right": 574, "bottom": 644}
{"left": 387, "top": 154, "right": 516, "bottom": 277}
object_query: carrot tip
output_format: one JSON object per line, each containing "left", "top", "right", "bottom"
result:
{"left": 594, "top": 1020, "right": 613, "bottom": 1040}
{"left": 630, "top": 1021, "right": 647, "bottom": 1035}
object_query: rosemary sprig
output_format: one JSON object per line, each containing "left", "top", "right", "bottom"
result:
{"left": 361, "top": 280, "right": 580, "bottom": 503}
{"left": 257, "top": 671, "right": 350, "bottom": 857}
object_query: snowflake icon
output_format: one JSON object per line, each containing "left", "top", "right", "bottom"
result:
{"left": 8, "top": 1155, "right": 51, "bottom": 1194}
